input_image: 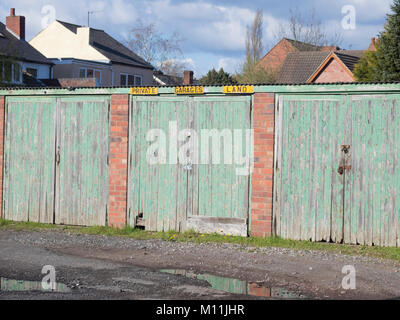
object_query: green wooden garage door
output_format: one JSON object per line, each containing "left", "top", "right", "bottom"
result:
{"left": 274, "top": 94, "right": 400, "bottom": 246}
{"left": 3, "top": 95, "right": 110, "bottom": 226}
{"left": 128, "top": 96, "right": 252, "bottom": 235}
{"left": 3, "top": 96, "right": 57, "bottom": 223}
{"left": 55, "top": 96, "right": 110, "bottom": 226}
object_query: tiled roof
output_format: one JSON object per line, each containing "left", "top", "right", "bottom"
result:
{"left": 284, "top": 38, "right": 322, "bottom": 51}
{"left": 337, "top": 50, "right": 365, "bottom": 59}
{"left": 277, "top": 51, "right": 331, "bottom": 84}
{"left": 0, "top": 22, "right": 52, "bottom": 65}
{"left": 277, "top": 50, "right": 362, "bottom": 84}
{"left": 335, "top": 52, "right": 362, "bottom": 72}
{"left": 57, "top": 20, "right": 153, "bottom": 69}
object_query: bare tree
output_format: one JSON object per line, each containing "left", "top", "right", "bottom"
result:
{"left": 126, "top": 20, "right": 186, "bottom": 76}
{"left": 237, "top": 9, "right": 276, "bottom": 84}
{"left": 246, "top": 10, "right": 263, "bottom": 66}
{"left": 274, "top": 8, "right": 343, "bottom": 48}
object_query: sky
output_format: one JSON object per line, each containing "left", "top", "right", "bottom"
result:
{"left": 0, "top": 0, "right": 394, "bottom": 77}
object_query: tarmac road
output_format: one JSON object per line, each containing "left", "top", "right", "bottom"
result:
{"left": 0, "top": 229, "right": 399, "bottom": 300}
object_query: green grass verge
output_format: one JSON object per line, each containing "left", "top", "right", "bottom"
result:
{"left": 1, "top": 219, "right": 400, "bottom": 262}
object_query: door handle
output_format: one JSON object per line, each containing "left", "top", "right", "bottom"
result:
{"left": 338, "top": 165, "right": 351, "bottom": 175}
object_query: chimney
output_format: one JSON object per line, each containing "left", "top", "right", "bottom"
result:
{"left": 77, "top": 27, "right": 92, "bottom": 45}
{"left": 183, "top": 70, "right": 194, "bottom": 85}
{"left": 368, "top": 37, "right": 377, "bottom": 51}
{"left": 6, "top": 8, "right": 25, "bottom": 40}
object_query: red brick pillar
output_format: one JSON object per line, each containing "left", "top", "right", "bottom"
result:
{"left": 0, "top": 96, "right": 4, "bottom": 219}
{"left": 108, "top": 94, "right": 130, "bottom": 228}
{"left": 251, "top": 93, "right": 275, "bottom": 238}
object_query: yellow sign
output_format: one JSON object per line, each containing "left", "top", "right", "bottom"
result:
{"left": 223, "top": 85, "right": 254, "bottom": 94}
{"left": 130, "top": 87, "right": 159, "bottom": 95}
{"left": 175, "top": 86, "right": 204, "bottom": 95}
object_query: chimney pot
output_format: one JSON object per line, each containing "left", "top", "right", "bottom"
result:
{"left": 10, "top": 8, "right": 15, "bottom": 16}
{"left": 368, "top": 37, "right": 377, "bottom": 51}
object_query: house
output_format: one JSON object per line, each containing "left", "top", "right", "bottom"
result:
{"left": 259, "top": 37, "right": 377, "bottom": 84}
{"left": 277, "top": 50, "right": 365, "bottom": 84}
{"left": 30, "top": 20, "right": 154, "bottom": 87}
{"left": 0, "top": 9, "right": 53, "bottom": 86}
{"left": 153, "top": 70, "right": 199, "bottom": 86}
{"left": 257, "top": 38, "right": 339, "bottom": 80}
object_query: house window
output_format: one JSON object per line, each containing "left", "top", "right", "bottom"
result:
{"left": 120, "top": 73, "right": 143, "bottom": 86}
{"left": 120, "top": 74, "right": 127, "bottom": 86}
{"left": 4, "top": 62, "right": 12, "bottom": 82}
{"left": 134, "top": 75, "right": 142, "bottom": 86}
{"left": 127, "top": 75, "right": 135, "bottom": 86}
{"left": 79, "top": 68, "right": 86, "bottom": 78}
{"left": 79, "top": 68, "right": 102, "bottom": 85}
{"left": 13, "top": 63, "right": 21, "bottom": 82}
{"left": 26, "top": 68, "right": 38, "bottom": 78}
{"left": 0, "top": 61, "right": 22, "bottom": 83}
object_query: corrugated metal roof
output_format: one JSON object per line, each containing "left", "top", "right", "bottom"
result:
{"left": 1, "top": 82, "right": 399, "bottom": 91}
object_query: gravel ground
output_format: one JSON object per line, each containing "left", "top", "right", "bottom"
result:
{"left": 1, "top": 229, "right": 400, "bottom": 300}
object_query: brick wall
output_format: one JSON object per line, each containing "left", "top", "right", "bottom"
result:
{"left": 0, "top": 96, "right": 4, "bottom": 218}
{"left": 313, "top": 58, "right": 354, "bottom": 83}
{"left": 108, "top": 94, "right": 130, "bottom": 228}
{"left": 257, "top": 39, "right": 296, "bottom": 78}
{"left": 58, "top": 78, "right": 97, "bottom": 88}
{"left": 251, "top": 93, "right": 275, "bottom": 238}
{"left": 6, "top": 9, "right": 25, "bottom": 40}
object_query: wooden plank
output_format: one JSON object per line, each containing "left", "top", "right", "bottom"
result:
{"left": 55, "top": 96, "right": 109, "bottom": 226}
{"left": 346, "top": 94, "right": 400, "bottom": 246}
{"left": 276, "top": 95, "right": 345, "bottom": 243}
{"left": 187, "top": 216, "right": 248, "bottom": 236}
{"left": 273, "top": 95, "right": 284, "bottom": 236}
{"left": 3, "top": 96, "right": 56, "bottom": 224}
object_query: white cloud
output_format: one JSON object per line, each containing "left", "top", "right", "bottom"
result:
{"left": 218, "top": 57, "right": 241, "bottom": 74}
{"left": 0, "top": 0, "right": 391, "bottom": 77}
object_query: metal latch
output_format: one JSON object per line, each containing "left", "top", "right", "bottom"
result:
{"left": 341, "top": 145, "right": 351, "bottom": 154}
{"left": 338, "top": 165, "right": 352, "bottom": 175}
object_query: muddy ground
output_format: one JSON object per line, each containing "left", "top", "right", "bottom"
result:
{"left": 0, "top": 229, "right": 399, "bottom": 300}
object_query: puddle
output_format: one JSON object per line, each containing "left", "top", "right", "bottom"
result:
{"left": 161, "top": 270, "right": 307, "bottom": 299}
{"left": 0, "top": 278, "right": 72, "bottom": 293}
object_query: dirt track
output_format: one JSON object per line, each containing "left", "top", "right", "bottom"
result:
{"left": 0, "top": 229, "right": 399, "bottom": 300}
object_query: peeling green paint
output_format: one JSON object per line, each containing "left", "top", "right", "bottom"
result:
{"left": 275, "top": 93, "right": 400, "bottom": 246}
{"left": 127, "top": 96, "right": 251, "bottom": 234}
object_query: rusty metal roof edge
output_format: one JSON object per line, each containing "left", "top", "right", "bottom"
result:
{"left": 0, "top": 82, "right": 400, "bottom": 95}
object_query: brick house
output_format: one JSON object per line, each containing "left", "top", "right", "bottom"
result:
{"left": 257, "top": 38, "right": 339, "bottom": 81}
{"left": 259, "top": 37, "right": 377, "bottom": 84}
{"left": 30, "top": 20, "right": 154, "bottom": 87}
{"left": 277, "top": 50, "right": 365, "bottom": 84}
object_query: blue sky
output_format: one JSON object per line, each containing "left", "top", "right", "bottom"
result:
{"left": 0, "top": 0, "right": 394, "bottom": 77}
